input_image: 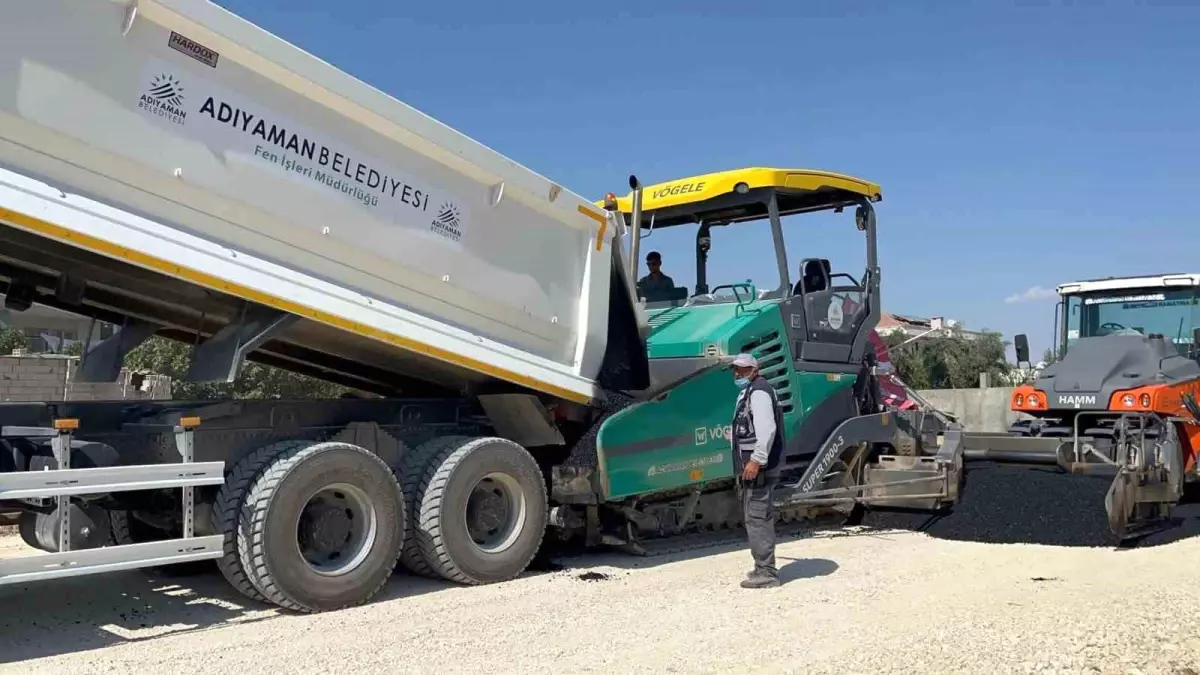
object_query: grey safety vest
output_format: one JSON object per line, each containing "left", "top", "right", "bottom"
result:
{"left": 731, "top": 376, "right": 785, "bottom": 473}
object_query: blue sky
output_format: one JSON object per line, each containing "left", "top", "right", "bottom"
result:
{"left": 214, "top": 0, "right": 1199, "bottom": 359}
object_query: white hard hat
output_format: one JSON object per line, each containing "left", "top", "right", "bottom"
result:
{"left": 730, "top": 353, "right": 758, "bottom": 369}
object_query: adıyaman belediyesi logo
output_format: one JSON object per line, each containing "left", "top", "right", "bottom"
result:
{"left": 139, "top": 72, "right": 187, "bottom": 125}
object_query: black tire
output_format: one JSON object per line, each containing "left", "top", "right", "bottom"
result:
{"left": 212, "top": 439, "right": 313, "bottom": 603}
{"left": 18, "top": 510, "right": 41, "bottom": 550}
{"left": 108, "top": 508, "right": 214, "bottom": 577}
{"left": 238, "top": 441, "right": 405, "bottom": 613}
{"left": 109, "top": 509, "right": 171, "bottom": 546}
{"left": 396, "top": 435, "right": 469, "bottom": 577}
{"left": 414, "top": 436, "right": 548, "bottom": 585}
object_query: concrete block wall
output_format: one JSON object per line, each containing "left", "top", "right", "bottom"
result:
{"left": 0, "top": 354, "right": 172, "bottom": 402}
{"left": 914, "top": 386, "right": 1029, "bottom": 432}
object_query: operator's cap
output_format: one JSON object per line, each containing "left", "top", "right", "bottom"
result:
{"left": 730, "top": 353, "right": 757, "bottom": 369}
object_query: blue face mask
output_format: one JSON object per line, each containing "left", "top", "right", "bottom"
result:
{"left": 734, "top": 377, "right": 751, "bottom": 389}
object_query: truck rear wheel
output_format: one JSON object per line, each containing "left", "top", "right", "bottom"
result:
{"left": 212, "top": 439, "right": 313, "bottom": 603}
{"left": 237, "top": 441, "right": 405, "bottom": 613}
{"left": 413, "top": 436, "right": 548, "bottom": 585}
{"left": 396, "top": 435, "right": 469, "bottom": 578}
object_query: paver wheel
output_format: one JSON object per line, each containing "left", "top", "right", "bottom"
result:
{"left": 395, "top": 435, "right": 469, "bottom": 577}
{"left": 237, "top": 441, "right": 405, "bottom": 613}
{"left": 413, "top": 436, "right": 548, "bottom": 585}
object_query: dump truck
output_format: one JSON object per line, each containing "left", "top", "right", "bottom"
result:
{"left": 965, "top": 273, "right": 1200, "bottom": 539}
{"left": 0, "top": 0, "right": 967, "bottom": 612}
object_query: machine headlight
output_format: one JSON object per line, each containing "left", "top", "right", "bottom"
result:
{"left": 1140, "top": 393, "right": 1151, "bottom": 408}
{"left": 1122, "top": 394, "right": 1136, "bottom": 408}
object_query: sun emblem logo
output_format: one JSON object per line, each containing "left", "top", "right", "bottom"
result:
{"left": 147, "top": 73, "right": 185, "bottom": 107}
{"left": 433, "top": 202, "right": 461, "bottom": 229}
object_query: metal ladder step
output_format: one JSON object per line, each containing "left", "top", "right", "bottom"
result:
{"left": 0, "top": 462, "right": 225, "bottom": 499}
{"left": 0, "top": 535, "right": 224, "bottom": 585}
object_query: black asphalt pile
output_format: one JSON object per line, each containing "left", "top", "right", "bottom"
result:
{"left": 559, "top": 392, "right": 635, "bottom": 470}
{"left": 861, "top": 463, "right": 1199, "bottom": 548}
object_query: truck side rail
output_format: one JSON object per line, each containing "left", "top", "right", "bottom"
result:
{"left": 0, "top": 417, "right": 225, "bottom": 586}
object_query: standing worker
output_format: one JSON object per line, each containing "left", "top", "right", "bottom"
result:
{"left": 729, "top": 353, "right": 785, "bottom": 589}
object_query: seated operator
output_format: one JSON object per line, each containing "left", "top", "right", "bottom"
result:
{"left": 637, "top": 251, "right": 676, "bottom": 298}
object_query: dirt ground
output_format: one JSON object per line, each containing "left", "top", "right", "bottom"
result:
{"left": 2, "top": 467, "right": 1200, "bottom": 675}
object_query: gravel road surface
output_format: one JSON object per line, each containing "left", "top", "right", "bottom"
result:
{"left": 1, "top": 466, "right": 1199, "bottom": 675}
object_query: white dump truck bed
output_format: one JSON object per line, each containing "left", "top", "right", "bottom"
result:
{"left": 0, "top": 0, "right": 623, "bottom": 404}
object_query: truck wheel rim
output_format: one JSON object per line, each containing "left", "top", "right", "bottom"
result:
{"left": 295, "top": 482, "right": 378, "bottom": 576}
{"left": 463, "top": 472, "right": 526, "bottom": 554}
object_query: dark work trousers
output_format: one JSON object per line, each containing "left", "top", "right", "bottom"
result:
{"left": 742, "top": 471, "right": 779, "bottom": 577}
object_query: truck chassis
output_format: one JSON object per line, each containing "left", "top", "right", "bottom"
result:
{"left": 0, "top": 396, "right": 965, "bottom": 611}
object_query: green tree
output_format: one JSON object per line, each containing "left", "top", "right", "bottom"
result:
{"left": 0, "top": 326, "right": 26, "bottom": 355}
{"left": 883, "top": 325, "right": 1014, "bottom": 389}
{"left": 124, "top": 335, "right": 351, "bottom": 400}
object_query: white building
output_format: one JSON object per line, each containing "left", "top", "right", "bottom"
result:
{"left": 876, "top": 312, "right": 987, "bottom": 340}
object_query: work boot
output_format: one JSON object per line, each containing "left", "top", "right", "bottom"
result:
{"left": 740, "top": 572, "right": 779, "bottom": 589}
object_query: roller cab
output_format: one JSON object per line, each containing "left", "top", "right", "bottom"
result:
{"left": 977, "top": 274, "right": 1200, "bottom": 540}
